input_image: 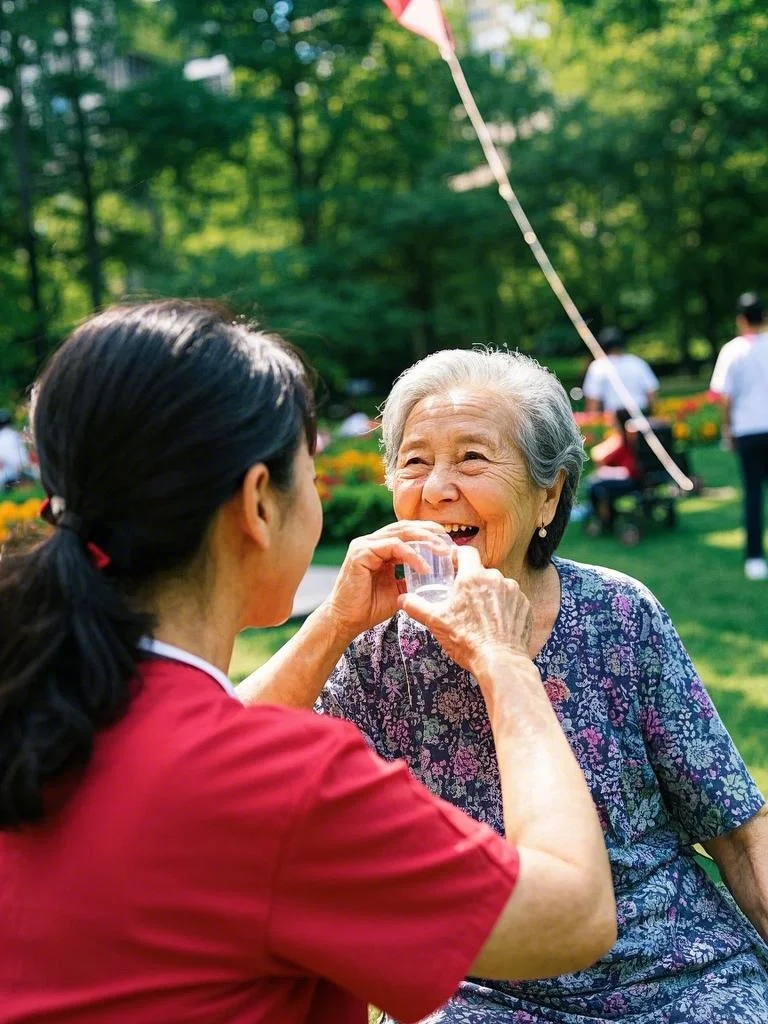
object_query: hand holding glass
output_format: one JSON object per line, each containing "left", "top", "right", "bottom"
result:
{"left": 403, "top": 539, "right": 455, "bottom": 603}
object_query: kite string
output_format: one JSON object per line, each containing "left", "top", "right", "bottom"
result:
{"left": 441, "top": 47, "right": 693, "bottom": 492}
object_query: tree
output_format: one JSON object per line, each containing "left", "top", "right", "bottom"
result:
{"left": 0, "top": 0, "right": 57, "bottom": 377}
{"left": 536, "top": 0, "right": 768, "bottom": 362}
{"left": 147, "top": 1, "right": 554, "bottom": 385}
{"left": 4, "top": 0, "right": 765, "bottom": 400}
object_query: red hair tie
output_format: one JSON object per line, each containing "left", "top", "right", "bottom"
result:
{"left": 40, "top": 497, "right": 111, "bottom": 570}
{"left": 86, "top": 542, "right": 111, "bottom": 571}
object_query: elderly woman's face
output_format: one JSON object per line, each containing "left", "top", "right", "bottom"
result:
{"left": 393, "top": 389, "right": 554, "bottom": 578}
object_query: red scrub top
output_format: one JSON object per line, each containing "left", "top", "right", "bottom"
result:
{"left": 0, "top": 654, "right": 519, "bottom": 1024}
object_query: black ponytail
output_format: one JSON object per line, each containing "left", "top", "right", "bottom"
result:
{"left": 0, "top": 533, "right": 151, "bottom": 826}
{"left": 0, "top": 300, "right": 315, "bottom": 827}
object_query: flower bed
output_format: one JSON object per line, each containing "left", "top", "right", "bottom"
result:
{"left": 0, "top": 494, "right": 47, "bottom": 547}
{"left": 574, "top": 392, "right": 723, "bottom": 448}
{"left": 315, "top": 433, "right": 391, "bottom": 543}
{"left": 314, "top": 446, "right": 385, "bottom": 502}
{"left": 652, "top": 393, "right": 723, "bottom": 443}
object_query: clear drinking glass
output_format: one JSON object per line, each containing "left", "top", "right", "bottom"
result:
{"left": 403, "top": 539, "right": 455, "bottom": 603}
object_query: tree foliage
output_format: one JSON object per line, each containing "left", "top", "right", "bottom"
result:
{"left": 0, "top": 0, "right": 766, "bottom": 401}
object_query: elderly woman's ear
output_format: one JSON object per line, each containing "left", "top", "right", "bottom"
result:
{"left": 540, "top": 469, "right": 567, "bottom": 530}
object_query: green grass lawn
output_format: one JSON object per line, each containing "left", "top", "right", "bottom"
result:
{"left": 559, "top": 445, "right": 768, "bottom": 793}
{"left": 232, "top": 444, "right": 768, "bottom": 793}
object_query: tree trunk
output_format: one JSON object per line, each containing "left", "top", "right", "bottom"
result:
{"left": 408, "top": 243, "right": 437, "bottom": 362}
{"left": 674, "top": 274, "right": 696, "bottom": 372}
{"left": 65, "top": 0, "right": 103, "bottom": 310}
{"left": 286, "top": 89, "right": 320, "bottom": 248}
{"left": 10, "top": 57, "right": 48, "bottom": 367}
{"left": 701, "top": 280, "right": 721, "bottom": 361}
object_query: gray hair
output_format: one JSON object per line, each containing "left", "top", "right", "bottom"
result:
{"left": 380, "top": 348, "right": 585, "bottom": 568}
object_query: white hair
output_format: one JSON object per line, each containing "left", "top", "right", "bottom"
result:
{"left": 380, "top": 347, "right": 585, "bottom": 567}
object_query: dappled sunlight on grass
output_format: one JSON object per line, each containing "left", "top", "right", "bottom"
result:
{"left": 701, "top": 529, "right": 743, "bottom": 551}
{"left": 674, "top": 624, "right": 768, "bottom": 684}
{"left": 701, "top": 683, "right": 768, "bottom": 795}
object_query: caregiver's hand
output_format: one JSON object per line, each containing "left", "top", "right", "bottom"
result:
{"left": 399, "top": 545, "right": 532, "bottom": 674}
{"left": 324, "top": 520, "right": 452, "bottom": 643}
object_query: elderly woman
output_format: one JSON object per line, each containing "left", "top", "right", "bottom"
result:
{"left": 315, "top": 349, "right": 768, "bottom": 1023}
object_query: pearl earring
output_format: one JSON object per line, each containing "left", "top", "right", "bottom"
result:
{"left": 538, "top": 525, "right": 547, "bottom": 538}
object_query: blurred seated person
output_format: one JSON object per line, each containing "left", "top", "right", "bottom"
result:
{"left": 0, "top": 409, "right": 31, "bottom": 489}
{"left": 587, "top": 409, "right": 642, "bottom": 531}
{"left": 337, "top": 410, "right": 376, "bottom": 438}
{"left": 583, "top": 327, "right": 658, "bottom": 414}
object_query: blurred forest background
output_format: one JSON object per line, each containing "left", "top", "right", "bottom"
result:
{"left": 1, "top": 0, "right": 767, "bottom": 403}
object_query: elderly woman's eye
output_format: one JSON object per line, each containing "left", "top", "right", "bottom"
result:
{"left": 463, "top": 451, "right": 486, "bottom": 461}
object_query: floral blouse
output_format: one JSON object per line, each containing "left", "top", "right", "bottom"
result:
{"left": 318, "top": 558, "right": 768, "bottom": 1023}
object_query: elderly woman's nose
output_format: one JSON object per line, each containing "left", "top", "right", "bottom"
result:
{"left": 421, "top": 465, "right": 459, "bottom": 503}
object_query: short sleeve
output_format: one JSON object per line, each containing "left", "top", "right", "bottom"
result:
{"left": 710, "top": 346, "right": 730, "bottom": 393}
{"left": 721, "top": 354, "right": 742, "bottom": 400}
{"left": 267, "top": 725, "right": 519, "bottom": 1024}
{"left": 638, "top": 598, "right": 765, "bottom": 844}
{"left": 315, "top": 648, "right": 378, "bottom": 749}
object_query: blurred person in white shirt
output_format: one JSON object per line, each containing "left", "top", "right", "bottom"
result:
{"left": 710, "top": 292, "right": 764, "bottom": 398}
{"left": 583, "top": 327, "right": 658, "bottom": 414}
{"left": 719, "top": 294, "right": 768, "bottom": 581}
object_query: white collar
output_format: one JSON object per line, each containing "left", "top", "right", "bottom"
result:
{"left": 138, "top": 637, "right": 241, "bottom": 702}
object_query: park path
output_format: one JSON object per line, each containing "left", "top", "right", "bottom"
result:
{"left": 290, "top": 566, "right": 339, "bottom": 619}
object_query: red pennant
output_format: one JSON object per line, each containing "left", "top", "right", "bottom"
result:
{"left": 383, "top": 0, "right": 454, "bottom": 52}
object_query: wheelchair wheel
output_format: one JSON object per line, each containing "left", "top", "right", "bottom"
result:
{"left": 584, "top": 518, "right": 604, "bottom": 538}
{"left": 618, "top": 522, "right": 641, "bottom": 546}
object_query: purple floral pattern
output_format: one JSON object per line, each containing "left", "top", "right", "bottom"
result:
{"left": 319, "top": 558, "right": 768, "bottom": 1022}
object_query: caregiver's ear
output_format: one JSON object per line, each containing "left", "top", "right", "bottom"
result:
{"left": 238, "top": 463, "right": 279, "bottom": 549}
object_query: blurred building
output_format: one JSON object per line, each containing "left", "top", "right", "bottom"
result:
{"left": 183, "top": 55, "right": 234, "bottom": 96}
{"left": 445, "top": 1, "right": 548, "bottom": 55}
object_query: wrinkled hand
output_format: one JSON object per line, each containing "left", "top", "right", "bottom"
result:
{"left": 324, "top": 521, "right": 452, "bottom": 643}
{"left": 398, "top": 545, "right": 533, "bottom": 672}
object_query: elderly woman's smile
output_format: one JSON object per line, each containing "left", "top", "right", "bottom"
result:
{"left": 440, "top": 524, "right": 480, "bottom": 544}
{"left": 393, "top": 389, "right": 556, "bottom": 578}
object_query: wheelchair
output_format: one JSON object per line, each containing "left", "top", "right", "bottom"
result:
{"left": 584, "top": 420, "right": 688, "bottom": 546}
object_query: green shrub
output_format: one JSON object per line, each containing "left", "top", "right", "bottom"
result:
{"left": 320, "top": 484, "right": 394, "bottom": 545}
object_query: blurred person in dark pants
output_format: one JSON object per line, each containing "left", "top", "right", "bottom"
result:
{"left": 718, "top": 293, "right": 768, "bottom": 581}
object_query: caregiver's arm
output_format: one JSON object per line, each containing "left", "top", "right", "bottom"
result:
{"left": 400, "top": 548, "right": 617, "bottom": 979}
{"left": 236, "top": 601, "right": 357, "bottom": 709}
{"left": 705, "top": 805, "right": 768, "bottom": 942}
{"left": 471, "top": 646, "right": 617, "bottom": 978}
{"left": 238, "top": 521, "right": 448, "bottom": 708}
